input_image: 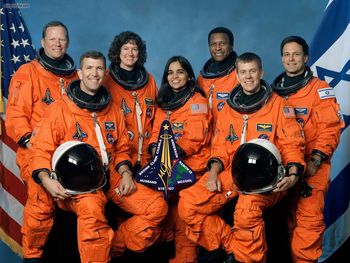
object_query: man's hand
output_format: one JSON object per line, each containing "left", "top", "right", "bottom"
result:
{"left": 305, "top": 156, "right": 321, "bottom": 177}
{"left": 273, "top": 174, "right": 298, "bottom": 192}
{"left": 116, "top": 171, "right": 136, "bottom": 196}
{"left": 40, "top": 172, "right": 70, "bottom": 201}
{"left": 206, "top": 162, "right": 222, "bottom": 192}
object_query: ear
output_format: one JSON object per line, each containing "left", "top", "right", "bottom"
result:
{"left": 77, "top": 69, "right": 83, "bottom": 80}
{"left": 41, "top": 38, "right": 44, "bottom": 48}
{"left": 260, "top": 69, "right": 265, "bottom": 79}
{"left": 304, "top": 55, "right": 309, "bottom": 64}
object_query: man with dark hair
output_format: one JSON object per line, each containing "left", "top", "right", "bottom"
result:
{"left": 272, "top": 35, "right": 343, "bottom": 263}
{"left": 179, "top": 52, "right": 305, "bottom": 263}
{"left": 198, "top": 26, "right": 239, "bottom": 126}
{"left": 25, "top": 51, "right": 168, "bottom": 263}
{"left": 5, "top": 20, "right": 77, "bottom": 261}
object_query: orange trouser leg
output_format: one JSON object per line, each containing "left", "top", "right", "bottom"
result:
{"left": 16, "top": 148, "right": 31, "bottom": 183}
{"left": 230, "top": 192, "right": 285, "bottom": 263}
{"left": 165, "top": 202, "right": 197, "bottom": 263}
{"left": 59, "top": 191, "right": 113, "bottom": 263}
{"left": 21, "top": 178, "right": 55, "bottom": 259}
{"left": 107, "top": 178, "right": 168, "bottom": 254}
{"left": 178, "top": 170, "right": 237, "bottom": 249}
{"left": 290, "top": 164, "right": 329, "bottom": 263}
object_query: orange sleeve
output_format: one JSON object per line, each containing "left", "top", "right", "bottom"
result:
{"left": 312, "top": 83, "right": 343, "bottom": 158}
{"left": 275, "top": 99, "right": 305, "bottom": 169}
{"left": 209, "top": 107, "right": 238, "bottom": 170}
{"left": 111, "top": 105, "right": 133, "bottom": 168}
{"left": 30, "top": 103, "right": 65, "bottom": 172}
{"left": 5, "top": 64, "right": 34, "bottom": 143}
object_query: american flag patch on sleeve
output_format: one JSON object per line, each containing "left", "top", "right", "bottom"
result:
{"left": 317, "top": 87, "right": 335, "bottom": 99}
{"left": 283, "top": 106, "right": 296, "bottom": 118}
{"left": 191, "top": 103, "right": 208, "bottom": 114}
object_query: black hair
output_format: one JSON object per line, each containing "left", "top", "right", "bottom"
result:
{"left": 79, "top": 50, "right": 106, "bottom": 69}
{"left": 280, "top": 35, "right": 309, "bottom": 56}
{"left": 42, "top": 21, "right": 69, "bottom": 43}
{"left": 157, "top": 56, "right": 197, "bottom": 105}
{"left": 208, "top": 27, "right": 234, "bottom": 46}
{"left": 108, "top": 31, "right": 147, "bottom": 67}
{"left": 235, "top": 52, "right": 263, "bottom": 70}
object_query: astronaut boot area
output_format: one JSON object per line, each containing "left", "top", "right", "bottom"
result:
{"left": 223, "top": 253, "right": 240, "bottom": 263}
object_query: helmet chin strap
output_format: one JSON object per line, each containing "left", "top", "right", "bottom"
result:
{"left": 92, "top": 112, "right": 109, "bottom": 168}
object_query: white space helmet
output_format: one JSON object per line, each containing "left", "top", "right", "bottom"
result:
{"left": 51, "top": 141, "right": 106, "bottom": 195}
{"left": 232, "top": 138, "right": 285, "bottom": 194}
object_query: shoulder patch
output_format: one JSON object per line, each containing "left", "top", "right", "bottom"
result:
{"left": 191, "top": 103, "right": 208, "bottom": 114}
{"left": 318, "top": 87, "right": 335, "bottom": 100}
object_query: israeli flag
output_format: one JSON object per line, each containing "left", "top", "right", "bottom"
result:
{"left": 308, "top": 0, "right": 350, "bottom": 261}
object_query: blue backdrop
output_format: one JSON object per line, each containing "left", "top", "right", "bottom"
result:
{"left": 20, "top": 0, "right": 328, "bottom": 84}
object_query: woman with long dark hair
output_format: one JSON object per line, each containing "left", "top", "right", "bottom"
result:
{"left": 149, "top": 56, "right": 212, "bottom": 262}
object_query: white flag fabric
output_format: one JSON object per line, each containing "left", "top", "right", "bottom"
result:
{"left": 309, "top": 0, "right": 350, "bottom": 261}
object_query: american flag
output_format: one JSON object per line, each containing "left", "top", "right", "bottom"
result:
{"left": 308, "top": 0, "right": 350, "bottom": 261}
{"left": 1, "top": 0, "right": 36, "bottom": 257}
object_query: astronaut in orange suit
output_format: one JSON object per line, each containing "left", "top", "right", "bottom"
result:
{"left": 24, "top": 51, "right": 167, "bottom": 263}
{"left": 147, "top": 56, "right": 212, "bottom": 263}
{"left": 272, "top": 36, "right": 343, "bottom": 263}
{"left": 103, "top": 31, "right": 158, "bottom": 173}
{"left": 5, "top": 21, "right": 77, "bottom": 184}
{"left": 178, "top": 52, "right": 305, "bottom": 263}
{"left": 197, "top": 27, "right": 239, "bottom": 126}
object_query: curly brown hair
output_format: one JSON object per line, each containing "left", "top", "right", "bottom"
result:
{"left": 108, "top": 31, "right": 147, "bottom": 67}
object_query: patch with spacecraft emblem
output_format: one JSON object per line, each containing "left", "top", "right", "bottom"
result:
{"left": 121, "top": 98, "right": 132, "bottom": 116}
{"left": 41, "top": 88, "right": 55, "bottom": 105}
{"left": 226, "top": 124, "right": 238, "bottom": 144}
{"left": 71, "top": 122, "right": 88, "bottom": 141}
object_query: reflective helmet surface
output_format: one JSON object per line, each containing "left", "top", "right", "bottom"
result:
{"left": 52, "top": 141, "right": 105, "bottom": 194}
{"left": 232, "top": 138, "right": 285, "bottom": 194}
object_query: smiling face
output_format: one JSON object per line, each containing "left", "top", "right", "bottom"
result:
{"left": 282, "top": 42, "right": 308, "bottom": 77}
{"left": 236, "top": 60, "right": 264, "bottom": 95}
{"left": 119, "top": 40, "right": 139, "bottom": 70}
{"left": 167, "top": 61, "right": 189, "bottom": 92}
{"left": 78, "top": 57, "right": 106, "bottom": 96}
{"left": 209, "top": 32, "right": 233, "bottom": 62}
{"left": 41, "top": 26, "right": 68, "bottom": 60}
